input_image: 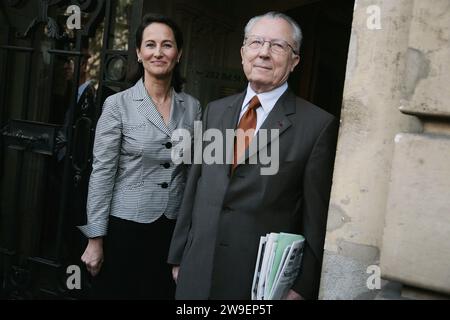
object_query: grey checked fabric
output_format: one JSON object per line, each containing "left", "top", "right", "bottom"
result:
{"left": 78, "top": 78, "right": 201, "bottom": 238}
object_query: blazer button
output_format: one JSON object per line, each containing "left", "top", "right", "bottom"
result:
{"left": 162, "top": 162, "right": 170, "bottom": 169}
{"left": 161, "top": 182, "right": 168, "bottom": 189}
{"left": 164, "top": 142, "right": 172, "bottom": 149}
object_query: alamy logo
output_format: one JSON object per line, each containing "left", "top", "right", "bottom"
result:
{"left": 171, "top": 121, "right": 280, "bottom": 175}
{"left": 366, "top": 5, "right": 382, "bottom": 30}
{"left": 366, "top": 265, "right": 381, "bottom": 290}
{"left": 66, "top": 5, "right": 81, "bottom": 30}
{"left": 66, "top": 265, "right": 81, "bottom": 290}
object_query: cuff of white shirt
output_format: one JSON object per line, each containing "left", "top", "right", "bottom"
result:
{"left": 77, "top": 220, "right": 108, "bottom": 238}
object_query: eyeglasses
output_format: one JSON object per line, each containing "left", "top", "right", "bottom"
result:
{"left": 244, "top": 35, "right": 298, "bottom": 55}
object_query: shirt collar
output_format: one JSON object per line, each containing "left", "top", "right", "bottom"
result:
{"left": 242, "top": 82, "right": 288, "bottom": 114}
{"left": 77, "top": 80, "right": 93, "bottom": 102}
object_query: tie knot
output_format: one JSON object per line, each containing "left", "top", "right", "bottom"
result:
{"left": 248, "top": 95, "right": 261, "bottom": 110}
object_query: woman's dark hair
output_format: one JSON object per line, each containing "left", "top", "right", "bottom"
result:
{"left": 127, "top": 13, "right": 184, "bottom": 92}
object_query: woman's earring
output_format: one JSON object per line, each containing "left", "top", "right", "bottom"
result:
{"left": 138, "top": 58, "right": 142, "bottom": 63}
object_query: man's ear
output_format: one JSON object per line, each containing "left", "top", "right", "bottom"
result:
{"left": 240, "top": 46, "right": 245, "bottom": 64}
{"left": 290, "top": 55, "right": 300, "bottom": 72}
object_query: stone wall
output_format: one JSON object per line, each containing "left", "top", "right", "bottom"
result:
{"left": 320, "top": 0, "right": 450, "bottom": 299}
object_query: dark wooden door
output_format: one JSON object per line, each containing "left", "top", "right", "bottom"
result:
{"left": 0, "top": 0, "right": 140, "bottom": 299}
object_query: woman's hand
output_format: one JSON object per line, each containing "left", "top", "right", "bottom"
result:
{"left": 81, "top": 238, "right": 104, "bottom": 277}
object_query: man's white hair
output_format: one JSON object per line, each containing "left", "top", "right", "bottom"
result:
{"left": 244, "top": 11, "right": 302, "bottom": 53}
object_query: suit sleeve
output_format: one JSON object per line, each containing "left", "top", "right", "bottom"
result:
{"left": 292, "top": 116, "right": 338, "bottom": 299}
{"left": 77, "top": 96, "right": 122, "bottom": 238}
{"left": 167, "top": 103, "right": 209, "bottom": 265}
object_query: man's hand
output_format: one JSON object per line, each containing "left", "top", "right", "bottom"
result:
{"left": 284, "top": 289, "right": 304, "bottom": 300}
{"left": 172, "top": 265, "right": 180, "bottom": 284}
{"left": 81, "top": 237, "right": 104, "bottom": 277}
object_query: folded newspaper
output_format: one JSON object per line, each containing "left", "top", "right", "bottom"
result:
{"left": 251, "top": 232, "right": 305, "bottom": 300}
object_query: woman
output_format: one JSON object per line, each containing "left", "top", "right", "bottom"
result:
{"left": 79, "top": 13, "right": 201, "bottom": 299}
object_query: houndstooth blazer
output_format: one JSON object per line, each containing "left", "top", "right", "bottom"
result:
{"left": 78, "top": 78, "right": 201, "bottom": 238}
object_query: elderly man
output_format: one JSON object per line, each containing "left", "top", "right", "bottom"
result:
{"left": 168, "top": 11, "right": 338, "bottom": 300}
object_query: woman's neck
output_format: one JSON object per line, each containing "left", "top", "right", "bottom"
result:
{"left": 144, "top": 74, "right": 172, "bottom": 103}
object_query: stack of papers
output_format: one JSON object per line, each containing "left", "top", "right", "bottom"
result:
{"left": 251, "top": 232, "right": 305, "bottom": 300}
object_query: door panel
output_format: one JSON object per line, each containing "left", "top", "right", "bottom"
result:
{"left": 0, "top": 0, "right": 140, "bottom": 299}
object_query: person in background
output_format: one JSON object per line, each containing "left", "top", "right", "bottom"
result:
{"left": 78, "top": 13, "right": 201, "bottom": 299}
{"left": 57, "top": 50, "right": 95, "bottom": 161}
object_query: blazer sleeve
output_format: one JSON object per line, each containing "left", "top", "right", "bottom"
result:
{"left": 167, "top": 103, "right": 208, "bottom": 265}
{"left": 292, "top": 116, "right": 338, "bottom": 299}
{"left": 77, "top": 95, "right": 122, "bottom": 238}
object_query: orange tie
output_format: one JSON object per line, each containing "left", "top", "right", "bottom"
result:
{"left": 232, "top": 95, "right": 261, "bottom": 173}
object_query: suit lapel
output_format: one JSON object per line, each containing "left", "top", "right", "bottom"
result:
{"left": 243, "top": 88, "right": 295, "bottom": 163}
{"left": 133, "top": 79, "right": 171, "bottom": 137}
{"left": 222, "top": 91, "right": 246, "bottom": 174}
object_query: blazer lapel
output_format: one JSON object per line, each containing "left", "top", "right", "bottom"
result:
{"left": 168, "top": 90, "right": 185, "bottom": 134}
{"left": 243, "top": 88, "right": 295, "bottom": 162}
{"left": 132, "top": 79, "right": 171, "bottom": 137}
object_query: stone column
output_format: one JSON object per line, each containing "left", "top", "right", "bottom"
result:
{"left": 319, "top": 0, "right": 424, "bottom": 299}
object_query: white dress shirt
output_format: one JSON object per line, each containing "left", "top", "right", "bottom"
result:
{"left": 239, "top": 82, "right": 288, "bottom": 135}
